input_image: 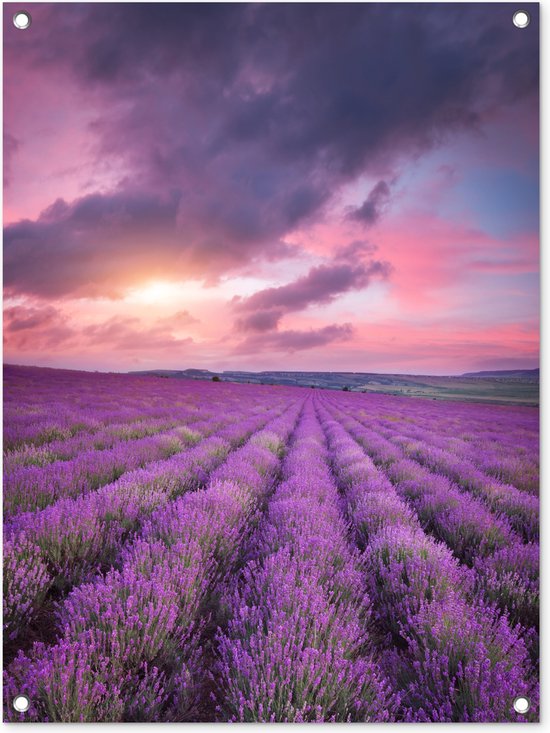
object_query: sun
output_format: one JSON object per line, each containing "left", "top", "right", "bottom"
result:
{"left": 126, "top": 280, "right": 182, "bottom": 304}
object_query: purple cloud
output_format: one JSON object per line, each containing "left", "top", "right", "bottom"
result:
{"left": 234, "top": 323, "right": 355, "bottom": 354}
{"left": 235, "top": 260, "right": 389, "bottom": 313}
{"left": 236, "top": 309, "right": 285, "bottom": 333}
{"left": 334, "top": 240, "right": 379, "bottom": 261}
{"left": 233, "top": 244, "right": 391, "bottom": 332}
{"left": 349, "top": 180, "right": 391, "bottom": 225}
{"left": 3, "top": 183, "right": 323, "bottom": 299}
{"left": 3, "top": 131, "right": 20, "bottom": 187}
{"left": 4, "top": 4, "right": 538, "bottom": 301}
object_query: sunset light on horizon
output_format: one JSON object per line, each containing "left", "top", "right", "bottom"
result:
{"left": 3, "top": 3, "right": 539, "bottom": 375}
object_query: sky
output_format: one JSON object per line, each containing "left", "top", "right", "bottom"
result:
{"left": 3, "top": 2, "right": 539, "bottom": 375}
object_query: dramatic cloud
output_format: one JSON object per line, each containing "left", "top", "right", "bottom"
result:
{"left": 233, "top": 243, "right": 391, "bottom": 332}
{"left": 3, "top": 3, "right": 539, "bottom": 373}
{"left": 349, "top": 181, "right": 391, "bottom": 225}
{"left": 3, "top": 187, "right": 320, "bottom": 299}
{"left": 4, "top": 3, "right": 538, "bottom": 300}
{"left": 236, "top": 309, "right": 285, "bottom": 333}
{"left": 235, "top": 323, "right": 355, "bottom": 354}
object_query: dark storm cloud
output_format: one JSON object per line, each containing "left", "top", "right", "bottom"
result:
{"left": 4, "top": 3, "right": 539, "bottom": 298}
{"left": 234, "top": 323, "right": 355, "bottom": 354}
{"left": 3, "top": 187, "right": 304, "bottom": 298}
{"left": 349, "top": 181, "right": 391, "bottom": 225}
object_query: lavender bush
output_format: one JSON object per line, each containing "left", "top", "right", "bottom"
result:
{"left": 3, "top": 366, "right": 538, "bottom": 722}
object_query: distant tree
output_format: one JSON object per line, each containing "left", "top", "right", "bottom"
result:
{"left": 310, "top": 385, "right": 315, "bottom": 389}
{"left": 212, "top": 375, "right": 221, "bottom": 382}
{"left": 342, "top": 386, "right": 350, "bottom": 391}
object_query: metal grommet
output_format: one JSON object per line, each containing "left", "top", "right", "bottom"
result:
{"left": 13, "top": 10, "right": 32, "bottom": 29}
{"left": 512, "top": 10, "right": 530, "bottom": 28}
{"left": 513, "top": 696, "right": 530, "bottom": 715}
{"left": 13, "top": 695, "right": 30, "bottom": 713}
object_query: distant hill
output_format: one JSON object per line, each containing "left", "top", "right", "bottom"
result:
{"left": 131, "top": 368, "right": 214, "bottom": 379}
{"left": 461, "top": 369, "right": 539, "bottom": 379}
{"left": 128, "top": 367, "right": 539, "bottom": 406}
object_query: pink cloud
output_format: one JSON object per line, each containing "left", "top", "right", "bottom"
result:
{"left": 364, "top": 211, "right": 537, "bottom": 312}
{"left": 349, "top": 319, "right": 539, "bottom": 374}
{"left": 3, "top": 302, "right": 195, "bottom": 360}
{"left": 4, "top": 304, "right": 74, "bottom": 351}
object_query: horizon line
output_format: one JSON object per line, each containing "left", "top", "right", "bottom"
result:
{"left": 3, "top": 362, "right": 540, "bottom": 381}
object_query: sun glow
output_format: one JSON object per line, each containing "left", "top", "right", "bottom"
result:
{"left": 126, "top": 280, "right": 183, "bottom": 304}
{"left": 124, "top": 276, "right": 272, "bottom": 307}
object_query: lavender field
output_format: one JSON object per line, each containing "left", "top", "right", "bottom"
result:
{"left": 3, "top": 364, "right": 539, "bottom": 722}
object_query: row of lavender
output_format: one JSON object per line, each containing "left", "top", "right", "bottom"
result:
{"left": 215, "top": 400, "right": 397, "bottom": 721}
{"left": 320, "top": 395, "right": 539, "bottom": 636}
{"left": 5, "top": 395, "right": 303, "bottom": 721}
{"left": 212, "top": 395, "right": 537, "bottom": 721}
{"left": 314, "top": 399, "right": 538, "bottom": 721}
{"left": 341, "top": 390, "right": 538, "bottom": 494}
{"left": 4, "top": 366, "right": 274, "bottom": 503}
{"left": 3, "top": 367, "right": 539, "bottom": 721}
{"left": 4, "top": 403, "right": 296, "bottom": 642}
{"left": 4, "top": 396, "right": 278, "bottom": 515}
{"left": 4, "top": 365, "right": 209, "bottom": 449}
{"left": 4, "top": 366, "right": 292, "bottom": 455}
{"left": 4, "top": 374, "right": 302, "bottom": 641}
